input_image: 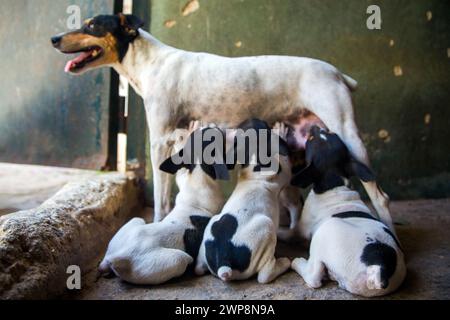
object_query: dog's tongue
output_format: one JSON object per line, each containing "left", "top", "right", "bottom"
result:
{"left": 64, "top": 51, "right": 91, "bottom": 73}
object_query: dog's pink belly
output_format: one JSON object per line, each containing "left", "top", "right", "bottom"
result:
{"left": 188, "top": 103, "right": 327, "bottom": 151}
{"left": 285, "top": 112, "right": 327, "bottom": 150}
{"left": 193, "top": 105, "right": 295, "bottom": 128}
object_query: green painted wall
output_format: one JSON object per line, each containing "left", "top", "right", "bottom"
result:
{"left": 131, "top": 0, "right": 450, "bottom": 200}
{"left": 0, "top": 0, "right": 115, "bottom": 169}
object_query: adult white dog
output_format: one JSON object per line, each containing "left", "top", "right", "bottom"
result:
{"left": 52, "top": 14, "right": 392, "bottom": 229}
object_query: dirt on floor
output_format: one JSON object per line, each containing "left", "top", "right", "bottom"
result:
{"left": 73, "top": 198, "right": 450, "bottom": 300}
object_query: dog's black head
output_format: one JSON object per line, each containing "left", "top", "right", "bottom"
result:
{"left": 291, "top": 126, "right": 375, "bottom": 193}
{"left": 159, "top": 127, "right": 230, "bottom": 181}
{"left": 226, "top": 118, "right": 290, "bottom": 173}
{"left": 51, "top": 13, "right": 144, "bottom": 74}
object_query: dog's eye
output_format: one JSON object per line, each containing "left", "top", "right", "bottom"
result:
{"left": 88, "top": 22, "right": 95, "bottom": 30}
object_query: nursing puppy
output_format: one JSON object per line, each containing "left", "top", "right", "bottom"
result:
{"left": 195, "top": 119, "right": 292, "bottom": 283}
{"left": 98, "top": 122, "right": 229, "bottom": 285}
{"left": 290, "top": 126, "right": 406, "bottom": 297}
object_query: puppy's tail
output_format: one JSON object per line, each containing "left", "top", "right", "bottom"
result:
{"left": 217, "top": 266, "right": 233, "bottom": 282}
{"left": 366, "top": 265, "right": 385, "bottom": 290}
{"left": 342, "top": 74, "right": 358, "bottom": 92}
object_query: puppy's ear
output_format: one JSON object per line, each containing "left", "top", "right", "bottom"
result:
{"left": 291, "top": 164, "right": 318, "bottom": 188}
{"left": 159, "top": 150, "right": 184, "bottom": 175}
{"left": 118, "top": 13, "right": 144, "bottom": 36}
{"left": 345, "top": 158, "right": 376, "bottom": 182}
{"left": 214, "top": 163, "right": 230, "bottom": 180}
{"left": 200, "top": 163, "right": 230, "bottom": 181}
{"left": 224, "top": 129, "right": 238, "bottom": 170}
{"left": 278, "top": 137, "right": 290, "bottom": 156}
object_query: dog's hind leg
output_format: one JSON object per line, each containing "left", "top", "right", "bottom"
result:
{"left": 194, "top": 242, "right": 209, "bottom": 276}
{"left": 280, "top": 185, "right": 302, "bottom": 230}
{"left": 119, "top": 248, "right": 194, "bottom": 285}
{"left": 277, "top": 186, "right": 302, "bottom": 242}
{"left": 291, "top": 257, "right": 325, "bottom": 288}
{"left": 257, "top": 257, "right": 291, "bottom": 284}
{"left": 338, "top": 121, "right": 394, "bottom": 232}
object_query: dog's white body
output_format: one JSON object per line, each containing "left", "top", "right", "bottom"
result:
{"left": 99, "top": 129, "right": 224, "bottom": 285}
{"left": 195, "top": 125, "right": 291, "bottom": 283}
{"left": 112, "top": 30, "right": 392, "bottom": 228}
{"left": 292, "top": 186, "right": 406, "bottom": 297}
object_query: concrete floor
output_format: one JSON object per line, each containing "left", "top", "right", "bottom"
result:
{"left": 0, "top": 163, "right": 97, "bottom": 216}
{"left": 75, "top": 198, "right": 450, "bottom": 300}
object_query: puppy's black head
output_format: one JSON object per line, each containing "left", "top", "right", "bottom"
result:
{"left": 159, "top": 127, "right": 230, "bottom": 181}
{"left": 227, "top": 118, "right": 290, "bottom": 172}
{"left": 291, "top": 126, "right": 375, "bottom": 193}
{"left": 51, "top": 13, "right": 144, "bottom": 74}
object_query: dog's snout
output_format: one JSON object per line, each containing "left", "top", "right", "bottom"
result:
{"left": 51, "top": 35, "right": 62, "bottom": 47}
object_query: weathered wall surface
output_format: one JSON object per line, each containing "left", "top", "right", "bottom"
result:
{"left": 130, "top": 0, "right": 450, "bottom": 199}
{"left": 0, "top": 0, "right": 115, "bottom": 169}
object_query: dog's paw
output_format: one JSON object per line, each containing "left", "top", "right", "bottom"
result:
{"left": 291, "top": 257, "right": 308, "bottom": 273}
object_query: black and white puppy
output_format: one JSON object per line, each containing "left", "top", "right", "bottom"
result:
{"left": 290, "top": 126, "right": 406, "bottom": 297}
{"left": 195, "top": 119, "right": 292, "bottom": 283}
{"left": 98, "top": 122, "right": 229, "bottom": 285}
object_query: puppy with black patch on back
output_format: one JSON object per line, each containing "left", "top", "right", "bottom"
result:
{"left": 290, "top": 126, "right": 406, "bottom": 297}
{"left": 98, "top": 121, "right": 229, "bottom": 285}
{"left": 195, "top": 119, "right": 292, "bottom": 283}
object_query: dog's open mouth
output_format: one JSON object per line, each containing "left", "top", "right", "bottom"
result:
{"left": 63, "top": 46, "right": 103, "bottom": 73}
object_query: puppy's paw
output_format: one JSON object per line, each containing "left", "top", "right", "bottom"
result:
{"left": 279, "top": 257, "right": 292, "bottom": 270}
{"left": 194, "top": 263, "right": 207, "bottom": 276}
{"left": 291, "top": 257, "right": 308, "bottom": 274}
{"left": 305, "top": 277, "right": 323, "bottom": 289}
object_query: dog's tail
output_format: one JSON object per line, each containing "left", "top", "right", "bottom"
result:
{"left": 366, "top": 265, "right": 386, "bottom": 290}
{"left": 217, "top": 266, "right": 233, "bottom": 282}
{"left": 342, "top": 74, "right": 358, "bottom": 92}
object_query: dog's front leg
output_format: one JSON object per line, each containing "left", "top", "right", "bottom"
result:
{"left": 150, "top": 135, "right": 173, "bottom": 222}
{"left": 148, "top": 119, "right": 177, "bottom": 222}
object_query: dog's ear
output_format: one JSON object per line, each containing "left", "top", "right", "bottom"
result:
{"left": 277, "top": 136, "right": 290, "bottom": 156}
{"left": 213, "top": 163, "right": 231, "bottom": 180}
{"left": 224, "top": 129, "right": 238, "bottom": 170}
{"left": 200, "top": 163, "right": 230, "bottom": 181}
{"left": 159, "top": 149, "right": 185, "bottom": 175}
{"left": 291, "top": 164, "right": 318, "bottom": 188}
{"left": 345, "top": 158, "right": 376, "bottom": 182}
{"left": 314, "top": 172, "right": 345, "bottom": 194}
{"left": 199, "top": 127, "right": 231, "bottom": 180}
{"left": 118, "top": 13, "right": 144, "bottom": 36}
